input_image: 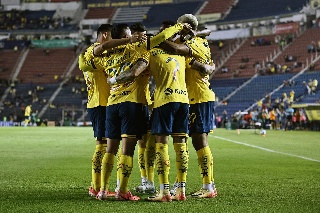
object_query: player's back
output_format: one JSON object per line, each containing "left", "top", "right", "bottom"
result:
{"left": 185, "top": 37, "right": 215, "bottom": 104}
{"left": 148, "top": 47, "right": 188, "bottom": 108}
{"left": 105, "top": 43, "right": 148, "bottom": 105}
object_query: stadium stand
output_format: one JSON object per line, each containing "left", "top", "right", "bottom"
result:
{"left": 214, "top": 73, "right": 296, "bottom": 115}
{"left": 220, "top": 0, "right": 307, "bottom": 22}
{"left": 142, "top": 1, "right": 204, "bottom": 29}
{"left": 212, "top": 34, "right": 280, "bottom": 79}
{"left": 199, "top": 0, "right": 235, "bottom": 15}
{"left": 112, "top": 7, "right": 151, "bottom": 24}
{"left": 18, "top": 48, "right": 77, "bottom": 84}
{"left": 0, "top": 0, "right": 319, "bottom": 127}
{"left": 273, "top": 28, "right": 320, "bottom": 73}
{"left": 84, "top": 7, "right": 116, "bottom": 20}
{"left": 0, "top": 50, "right": 22, "bottom": 82}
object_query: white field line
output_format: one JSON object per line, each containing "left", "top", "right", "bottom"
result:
{"left": 212, "top": 135, "right": 320, "bottom": 163}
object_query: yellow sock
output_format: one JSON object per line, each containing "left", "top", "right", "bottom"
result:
{"left": 138, "top": 147, "right": 146, "bottom": 180}
{"left": 119, "top": 154, "right": 133, "bottom": 193}
{"left": 173, "top": 143, "right": 188, "bottom": 184}
{"left": 196, "top": 146, "right": 212, "bottom": 185}
{"left": 100, "top": 152, "right": 115, "bottom": 191}
{"left": 210, "top": 151, "right": 215, "bottom": 184}
{"left": 116, "top": 147, "right": 122, "bottom": 188}
{"left": 91, "top": 144, "right": 106, "bottom": 191}
{"left": 155, "top": 143, "right": 170, "bottom": 194}
{"left": 145, "top": 132, "right": 156, "bottom": 182}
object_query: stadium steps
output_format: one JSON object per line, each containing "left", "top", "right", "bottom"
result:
{"left": 111, "top": 7, "right": 150, "bottom": 24}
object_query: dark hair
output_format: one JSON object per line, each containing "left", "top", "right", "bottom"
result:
{"left": 97, "top": 24, "right": 113, "bottom": 37}
{"left": 130, "top": 23, "right": 147, "bottom": 33}
{"left": 111, "top": 23, "right": 129, "bottom": 39}
{"left": 161, "top": 20, "right": 175, "bottom": 27}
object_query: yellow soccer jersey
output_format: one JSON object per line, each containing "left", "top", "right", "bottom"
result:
{"left": 105, "top": 23, "right": 185, "bottom": 106}
{"left": 185, "top": 37, "right": 215, "bottom": 104}
{"left": 24, "top": 105, "right": 31, "bottom": 116}
{"left": 79, "top": 43, "right": 110, "bottom": 108}
{"left": 143, "top": 47, "right": 189, "bottom": 108}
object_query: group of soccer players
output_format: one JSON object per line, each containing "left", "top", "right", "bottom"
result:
{"left": 78, "top": 14, "right": 217, "bottom": 202}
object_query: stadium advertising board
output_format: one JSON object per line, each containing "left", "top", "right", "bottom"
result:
{"left": 273, "top": 22, "right": 299, "bottom": 34}
{"left": 31, "top": 39, "right": 78, "bottom": 48}
{"left": 197, "top": 13, "right": 221, "bottom": 24}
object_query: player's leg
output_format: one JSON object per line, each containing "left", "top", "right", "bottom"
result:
{"left": 136, "top": 106, "right": 156, "bottom": 194}
{"left": 136, "top": 136, "right": 147, "bottom": 190}
{"left": 97, "top": 104, "right": 120, "bottom": 200}
{"left": 189, "top": 102, "right": 217, "bottom": 198}
{"left": 115, "top": 102, "right": 142, "bottom": 201}
{"left": 147, "top": 104, "right": 173, "bottom": 202}
{"left": 144, "top": 130, "right": 156, "bottom": 192}
{"left": 87, "top": 106, "right": 107, "bottom": 197}
{"left": 171, "top": 103, "right": 189, "bottom": 201}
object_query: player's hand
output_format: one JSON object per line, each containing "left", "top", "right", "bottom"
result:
{"left": 129, "top": 34, "right": 147, "bottom": 43}
{"left": 201, "top": 61, "right": 215, "bottom": 76}
{"left": 182, "top": 23, "right": 192, "bottom": 30}
{"left": 107, "top": 76, "right": 117, "bottom": 85}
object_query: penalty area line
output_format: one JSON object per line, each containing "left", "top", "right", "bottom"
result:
{"left": 212, "top": 135, "right": 320, "bottom": 163}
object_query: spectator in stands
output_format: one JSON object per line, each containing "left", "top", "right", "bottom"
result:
{"left": 232, "top": 69, "right": 239, "bottom": 78}
{"left": 303, "top": 81, "right": 311, "bottom": 95}
{"left": 281, "top": 64, "right": 288, "bottom": 73}
{"left": 221, "top": 66, "right": 228, "bottom": 73}
{"left": 289, "top": 90, "right": 295, "bottom": 104}
{"left": 284, "top": 55, "right": 296, "bottom": 62}
{"left": 307, "top": 41, "right": 316, "bottom": 53}
{"left": 274, "top": 35, "right": 281, "bottom": 44}
{"left": 311, "top": 79, "right": 318, "bottom": 94}
{"left": 308, "top": 63, "right": 315, "bottom": 71}
{"left": 280, "top": 38, "right": 286, "bottom": 50}
{"left": 280, "top": 92, "right": 288, "bottom": 107}
{"left": 239, "top": 63, "right": 246, "bottom": 69}
{"left": 218, "top": 40, "right": 224, "bottom": 50}
{"left": 293, "top": 61, "right": 302, "bottom": 68}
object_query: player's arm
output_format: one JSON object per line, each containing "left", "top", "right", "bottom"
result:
{"left": 197, "top": 29, "right": 211, "bottom": 37}
{"left": 147, "top": 23, "right": 192, "bottom": 49}
{"left": 108, "top": 59, "right": 148, "bottom": 85}
{"left": 159, "top": 40, "right": 192, "bottom": 56}
{"left": 190, "top": 58, "right": 215, "bottom": 75}
{"left": 94, "top": 35, "right": 146, "bottom": 55}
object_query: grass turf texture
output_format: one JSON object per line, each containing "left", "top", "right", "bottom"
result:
{"left": 0, "top": 127, "right": 319, "bottom": 213}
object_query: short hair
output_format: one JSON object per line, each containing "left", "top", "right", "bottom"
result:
{"left": 159, "top": 20, "right": 175, "bottom": 32}
{"left": 177, "top": 14, "right": 198, "bottom": 30}
{"left": 161, "top": 20, "right": 175, "bottom": 27}
{"left": 130, "top": 23, "right": 147, "bottom": 33}
{"left": 97, "top": 24, "right": 113, "bottom": 37}
{"left": 111, "top": 23, "right": 130, "bottom": 39}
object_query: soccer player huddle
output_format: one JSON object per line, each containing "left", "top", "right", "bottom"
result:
{"left": 78, "top": 14, "right": 217, "bottom": 202}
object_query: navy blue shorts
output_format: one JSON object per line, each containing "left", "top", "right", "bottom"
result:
{"left": 188, "top": 101, "right": 215, "bottom": 135}
{"left": 105, "top": 102, "right": 143, "bottom": 140}
{"left": 87, "top": 106, "right": 106, "bottom": 140}
{"left": 151, "top": 102, "right": 189, "bottom": 136}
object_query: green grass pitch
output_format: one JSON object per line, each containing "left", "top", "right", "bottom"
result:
{"left": 0, "top": 127, "right": 319, "bottom": 213}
